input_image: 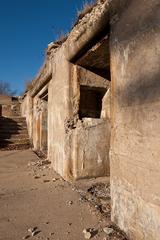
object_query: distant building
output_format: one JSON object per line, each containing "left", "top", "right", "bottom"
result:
{"left": 0, "top": 95, "right": 20, "bottom": 117}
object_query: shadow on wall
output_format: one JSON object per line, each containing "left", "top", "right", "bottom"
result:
{"left": 120, "top": 67, "right": 160, "bottom": 107}
{"left": 0, "top": 117, "right": 20, "bottom": 148}
{"left": 110, "top": 0, "right": 160, "bottom": 44}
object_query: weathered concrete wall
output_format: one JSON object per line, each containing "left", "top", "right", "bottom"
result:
{"left": 32, "top": 96, "right": 41, "bottom": 150}
{"left": 71, "top": 118, "right": 110, "bottom": 179}
{"left": 21, "top": 0, "right": 111, "bottom": 181}
{"left": 47, "top": 54, "right": 111, "bottom": 181}
{"left": 21, "top": 93, "right": 33, "bottom": 139}
{"left": 110, "top": 0, "right": 160, "bottom": 239}
{"left": 21, "top": 91, "right": 48, "bottom": 153}
{"left": 48, "top": 47, "right": 72, "bottom": 179}
{"left": 101, "top": 88, "right": 110, "bottom": 120}
{"left": 39, "top": 99, "right": 48, "bottom": 153}
{"left": 66, "top": 65, "right": 110, "bottom": 179}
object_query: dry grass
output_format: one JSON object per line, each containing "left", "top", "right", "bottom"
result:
{"left": 25, "top": 80, "right": 32, "bottom": 91}
{"left": 77, "top": 1, "right": 97, "bottom": 20}
{"left": 54, "top": 33, "right": 68, "bottom": 45}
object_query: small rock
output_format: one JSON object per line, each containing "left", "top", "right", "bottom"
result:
{"left": 41, "top": 159, "right": 51, "bottom": 165}
{"left": 49, "top": 232, "right": 54, "bottom": 236}
{"left": 31, "top": 230, "right": 40, "bottom": 237}
{"left": 84, "top": 232, "right": 92, "bottom": 239}
{"left": 79, "top": 196, "right": 85, "bottom": 202}
{"left": 28, "top": 227, "right": 37, "bottom": 233}
{"left": 43, "top": 179, "right": 50, "bottom": 183}
{"left": 103, "top": 227, "right": 114, "bottom": 235}
{"left": 52, "top": 178, "right": 58, "bottom": 182}
{"left": 83, "top": 229, "right": 93, "bottom": 239}
{"left": 68, "top": 201, "right": 73, "bottom": 205}
{"left": 34, "top": 176, "right": 40, "bottom": 179}
{"left": 22, "top": 235, "right": 30, "bottom": 239}
{"left": 28, "top": 227, "right": 40, "bottom": 237}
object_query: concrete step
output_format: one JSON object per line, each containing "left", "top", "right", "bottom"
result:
{"left": 0, "top": 141, "right": 30, "bottom": 150}
{"left": 0, "top": 133, "right": 29, "bottom": 140}
{"left": 0, "top": 116, "right": 30, "bottom": 150}
{"left": 0, "top": 138, "right": 30, "bottom": 143}
{"left": 0, "top": 129, "right": 28, "bottom": 134}
{"left": 0, "top": 139, "right": 30, "bottom": 150}
{"left": 0, "top": 122, "right": 27, "bottom": 129}
{"left": 0, "top": 116, "right": 26, "bottom": 120}
{"left": 0, "top": 119, "right": 27, "bottom": 125}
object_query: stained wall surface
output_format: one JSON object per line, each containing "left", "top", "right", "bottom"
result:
{"left": 110, "top": 0, "right": 160, "bottom": 239}
{"left": 71, "top": 118, "right": 110, "bottom": 179}
{"left": 21, "top": 93, "right": 33, "bottom": 139}
{"left": 68, "top": 65, "right": 110, "bottom": 180}
{"left": 48, "top": 48, "right": 72, "bottom": 179}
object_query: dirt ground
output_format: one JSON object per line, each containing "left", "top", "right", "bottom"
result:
{"left": 0, "top": 150, "right": 127, "bottom": 240}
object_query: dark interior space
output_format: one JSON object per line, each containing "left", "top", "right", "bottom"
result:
{"left": 76, "top": 36, "right": 110, "bottom": 80}
{"left": 40, "top": 89, "right": 48, "bottom": 102}
{"left": 40, "top": 92, "right": 48, "bottom": 153}
{"left": 79, "top": 86, "right": 106, "bottom": 119}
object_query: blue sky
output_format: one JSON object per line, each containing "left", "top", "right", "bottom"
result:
{"left": 0, "top": 0, "right": 93, "bottom": 95}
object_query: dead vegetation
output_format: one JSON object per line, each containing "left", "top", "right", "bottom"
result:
{"left": 54, "top": 33, "right": 68, "bottom": 45}
{"left": 25, "top": 80, "right": 32, "bottom": 91}
{"left": 77, "top": 1, "right": 97, "bottom": 21}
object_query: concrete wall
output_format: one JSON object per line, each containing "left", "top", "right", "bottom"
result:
{"left": 21, "top": 93, "right": 33, "bottom": 139}
{"left": 67, "top": 65, "right": 110, "bottom": 180}
{"left": 71, "top": 118, "right": 110, "bottom": 179}
{"left": 21, "top": 88, "right": 48, "bottom": 153}
{"left": 110, "top": 0, "right": 160, "bottom": 239}
{"left": 48, "top": 48, "right": 72, "bottom": 179}
{"left": 22, "top": 47, "right": 111, "bottom": 181}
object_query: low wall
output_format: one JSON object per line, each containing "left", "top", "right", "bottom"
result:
{"left": 72, "top": 118, "right": 110, "bottom": 179}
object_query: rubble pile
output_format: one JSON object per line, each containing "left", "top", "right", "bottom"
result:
{"left": 72, "top": 182, "right": 128, "bottom": 240}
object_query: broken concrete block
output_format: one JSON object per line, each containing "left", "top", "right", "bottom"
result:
{"left": 67, "top": 200, "right": 73, "bottom": 205}
{"left": 83, "top": 228, "right": 97, "bottom": 239}
{"left": 22, "top": 235, "right": 30, "bottom": 239}
{"left": 103, "top": 227, "right": 113, "bottom": 235}
{"left": 83, "top": 229, "right": 92, "bottom": 239}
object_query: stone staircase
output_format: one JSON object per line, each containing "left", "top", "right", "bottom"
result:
{"left": 0, "top": 116, "right": 30, "bottom": 150}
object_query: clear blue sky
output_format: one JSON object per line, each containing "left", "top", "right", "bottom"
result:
{"left": 0, "top": 0, "right": 93, "bottom": 95}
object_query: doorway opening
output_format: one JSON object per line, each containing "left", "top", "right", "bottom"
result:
{"left": 39, "top": 89, "right": 48, "bottom": 154}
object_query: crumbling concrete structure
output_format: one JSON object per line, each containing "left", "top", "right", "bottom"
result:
{"left": 21, "top": 0, "right": 111, "bottom": 179}
{"left": 21, "top": 0, "right": 160, "bottom": 239}
{"left": 0, "top": 95, "right": 21, "bottom": 117}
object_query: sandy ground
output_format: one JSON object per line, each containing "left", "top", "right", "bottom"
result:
{"left": 0, "top": 150, "right": 127, "bottom": 240}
